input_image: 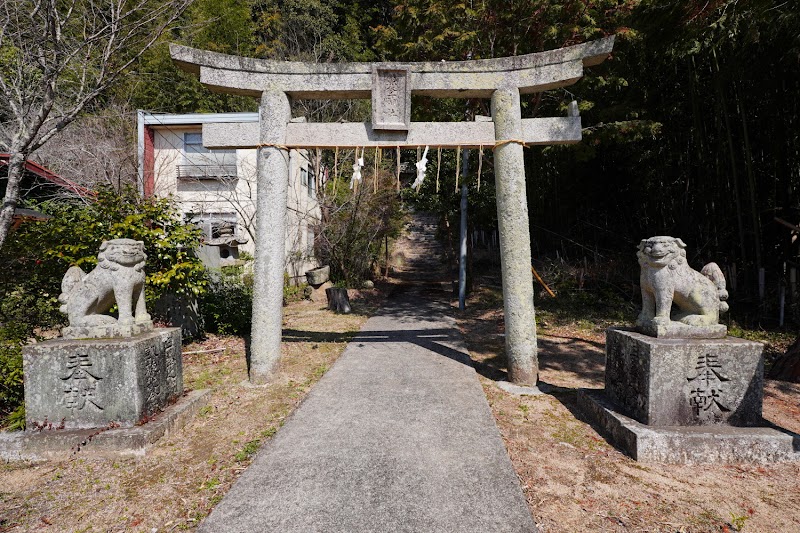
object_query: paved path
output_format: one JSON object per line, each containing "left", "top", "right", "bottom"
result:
{"left": 200, "top": 290, "right": 537, "bottom": 532}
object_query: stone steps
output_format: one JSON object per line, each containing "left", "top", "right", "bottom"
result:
{"left": 392, "top": 212, "right": 448, "bottom": 284}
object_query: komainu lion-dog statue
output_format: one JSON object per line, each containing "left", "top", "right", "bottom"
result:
{"left": 636, "top": 236, "right": 728, "bottom": 335}
{"left": 58, "top": 239, "right": 152, "bottom": 333}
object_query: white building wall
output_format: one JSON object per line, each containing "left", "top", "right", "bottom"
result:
{"left": 147, "top": 119, "right": 320, "bottom": 282}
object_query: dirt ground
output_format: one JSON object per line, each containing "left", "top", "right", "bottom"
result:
{"left": 457, "top": 287, "right": 800, "bottom": 533}
{"left": 0, "top": 291, "right": 384, "bottom": 532}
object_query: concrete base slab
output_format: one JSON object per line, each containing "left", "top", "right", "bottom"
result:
{"left": 0, "top": 389, "right": 210, "bottom": 462}
{"left": 578, "top": 389, "right": 800, "bottom": 464}
{"left": 495, "top": 380, "right": 547, "bottom": 396}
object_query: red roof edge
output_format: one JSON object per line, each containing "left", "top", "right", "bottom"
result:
{"left": 0, "top": 153, "right": 94, "bottom": 198}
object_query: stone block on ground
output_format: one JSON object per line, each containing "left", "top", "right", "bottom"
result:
{"left": 305, "top": 265, "right": 330, "bottom": 286}
{"left": 605, "top": 328, "right": 763, "bottom": 427}
{"left": 578, "top": 389, "right": 799, "bottom": 464}
{"left": 310, "top": 281, "right": 333, "bottom": 304}
{"left": 0, "top": 389, "right": 209, "bottom": 461}
{"left": 580, "top": 328, "right": 800, "bottom": 464}
{"left": 23, "top": 328, "right": 183, "bottom": 430}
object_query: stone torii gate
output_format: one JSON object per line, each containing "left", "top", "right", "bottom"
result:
{"left": 170, "top": 37, "right": 614, "bottom": 386}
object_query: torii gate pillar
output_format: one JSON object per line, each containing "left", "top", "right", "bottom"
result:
{"left": 492, "top": 88, "right": 537, "bottom": 384}
{"left": 251, "top": 90, "right": 291, "bottom": 383}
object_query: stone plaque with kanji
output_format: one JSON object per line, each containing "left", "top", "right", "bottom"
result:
{"left": 372, "top": 67, "right": 411, "bottom": 131}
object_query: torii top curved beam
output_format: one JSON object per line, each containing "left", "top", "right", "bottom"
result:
{"left": 170, "top": 36, "right": 615, "bottom": 100}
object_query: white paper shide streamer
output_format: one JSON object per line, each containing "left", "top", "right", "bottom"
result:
{"left": 349, "top": 150, "right": 364, "bottom": 190}
{"left": 412, "top": 145, "right": 430, "bottom": 190}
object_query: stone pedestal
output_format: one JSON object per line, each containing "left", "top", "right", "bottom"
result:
{"left": 605, "top": 328, "right": 763, "bottom": 426}
{"left": 578, "top": 328, "right": 800, "bottom": 463}
{"left": 23, "top": 328, "right": 182, "bottom": 430}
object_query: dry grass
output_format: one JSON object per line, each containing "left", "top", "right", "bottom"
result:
{"left": 457, "top": 285, "right": 800, "bottom": 533}
{"left": 0, "top": 291, "right": 384, "bottom": 532}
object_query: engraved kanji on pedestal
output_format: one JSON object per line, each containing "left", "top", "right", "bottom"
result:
{"left": 687, "top": 352, "right": 731, "bottom": 421}
{"left": 61, "top": 351, "right": 104, "bottom": 412}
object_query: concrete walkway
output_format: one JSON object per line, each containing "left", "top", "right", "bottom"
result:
{"left": 200, "top": 289, "right": 537, "bottom": 532}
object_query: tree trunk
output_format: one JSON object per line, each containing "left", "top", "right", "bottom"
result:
{"left": 736, "top": 83, "right": 762, "bottom": 279}
{"left": 714, "top": 51, "right": 748, "bottom": 284}
{"left": 718, "top": 77, "right": 748, "bottom": 281}
{"left": 0, "top": 151, "right": 27, "bottom": 250}
{"left": 326, "top": 287, "right": 351, "bottom": 314}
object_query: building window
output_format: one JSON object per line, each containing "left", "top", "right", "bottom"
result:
{"left": 184, "top": 132, "right": 206, "bottom": 155}
{"left": 299, "top": 165, "right": 316, "bottom": 198}
{"left": 307, "top": 166, "right": 316, "bottom": 199}
{"left": 307, "top": 227, "right": 315, "bottom": 257}
{"left": 179, "top": 132, "right": 237, "bottom": 180}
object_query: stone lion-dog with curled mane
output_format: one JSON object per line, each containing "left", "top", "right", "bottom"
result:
{"left": 59, "top": 239, "right": 152, "bottom": 334}
{"left": 636, "top": 236, "right": 728, "bottom": 334}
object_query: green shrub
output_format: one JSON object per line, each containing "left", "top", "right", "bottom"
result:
{"left": 283, "top": 272, "right": 309, "bottom": 304}
{"left": 199, "top": 268, "right": 312, "bottom": 336}
{"left": 0, "top": 325, "right": 26, "bottom": 427}
{"left": 1, "top": 186, "right": 207, "bottom": 326}
{"left": 200, "top": 266, "right": 253, "bottom": 336}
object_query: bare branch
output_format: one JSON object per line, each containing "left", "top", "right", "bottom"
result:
{"left": 0, "top": 0, "right": 191, "bottom": 250}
